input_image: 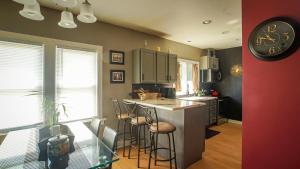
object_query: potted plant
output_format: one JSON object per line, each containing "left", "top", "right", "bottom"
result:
{"left": 43, "top": 97, "right": 67, "bottom": 126}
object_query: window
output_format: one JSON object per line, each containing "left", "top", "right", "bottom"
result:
{"left": 0, "top": 33, "right": 101, "bottom": 131}
{"left": 0, "top": 40, "right": 43, "bottom": 130}
{"left": 176, "top": 59, "right": 199, "bottom": 96}
{"left": 56, "top": 48, "right": 98, "bottom": 122}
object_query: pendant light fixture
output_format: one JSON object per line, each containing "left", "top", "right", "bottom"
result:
{"left": 77, "top": 0, "right": 97, "bottom": 23}
{"left": 19, "top": 3, "right": 44, "bottom": 21}
{"left": 13, "top": 0, "right": 98, "bottom": 29}
{"left": 13, "top": 0, "right": 37, "bottom": 5}
{"left": 58, "top": 8, "right": 77, "bottom": 29}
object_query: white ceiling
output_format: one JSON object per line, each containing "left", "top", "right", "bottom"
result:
{"left": 37, "top": 0, "right": 242, "bottom": 49}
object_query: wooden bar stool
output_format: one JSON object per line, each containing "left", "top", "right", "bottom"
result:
{"left": 138, "top": 105, "right": 178, "bottom": 169}
{"left": 128, "top": 104, "right": 149, "bottom": 168}
{"left": 112, "top": 99, "right": 134, "bottom": 157}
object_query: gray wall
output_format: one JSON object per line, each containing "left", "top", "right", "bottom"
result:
{"left": 0, "top": 0, "right": 202, "bottom": 128}
{"left": 216, "top": 47, "right": 242, "bottom": 121}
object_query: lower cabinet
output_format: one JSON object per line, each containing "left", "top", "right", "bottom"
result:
{"left": 203, "top": 99, "right": 218, "bottom": 126}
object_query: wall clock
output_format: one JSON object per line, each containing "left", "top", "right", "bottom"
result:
{"left": 248, "top": 17, "right": 299, "bottom": 61}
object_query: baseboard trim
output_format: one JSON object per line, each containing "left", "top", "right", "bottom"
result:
{"left": 228, "top": 119, "right": 242, "bottom": 125}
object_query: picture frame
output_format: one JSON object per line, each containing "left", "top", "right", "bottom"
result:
{"left": 109, "top": 50, "right": 125, "bottom": 65}
{"left": 110, "top": 70, "right": 125, "bottom": 83}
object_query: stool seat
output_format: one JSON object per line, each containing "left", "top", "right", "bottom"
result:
{"left": 117, "top": 113, "right": 130, "bottom": 120}
{"left": 150, "top": 122, "right": 176, "bottom": 133}
{"left": 131, "top": 116, "right": 147, "bottom": 125}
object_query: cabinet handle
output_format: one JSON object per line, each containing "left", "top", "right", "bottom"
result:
{"left": 169, "top": 75, "right": 171, "bottom": 81}
{"left": 142, "top": 74, "right": 144, "bottom": 80}
{"left": 166, "top": 75, "right": 168, "bottom": 81}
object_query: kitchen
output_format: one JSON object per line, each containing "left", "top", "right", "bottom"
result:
{"left": 0, "top": 0, "right": 242, "bottom": 169}
{"left": 5, "top": 0, "right": 300, "bottom": 169}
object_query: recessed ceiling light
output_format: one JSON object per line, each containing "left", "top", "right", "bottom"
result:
{"left": 202, "top": 20, "right": 212, "bottom": 24}
{"left": 222, "top": 31, "right": 230, "bottom": 35}
{"left": 227, "top": 19, "right": 239, "bottom": 25}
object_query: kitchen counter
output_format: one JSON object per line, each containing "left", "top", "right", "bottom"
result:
{"left": 123, "top": 98, "right": 206, "bottom": 111}
{"left": 123, "top": 98, "right": 208, "bottom": 169}
{"left": 178, "top": 96, "right": 218, "bottom": 101}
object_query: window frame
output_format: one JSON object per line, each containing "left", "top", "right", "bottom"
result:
{"left": 176, "top": 58, "right": 200, "bottom": 96}
{"left": 0, "top": 30, "right": 103, "bottom": 132}
{"left": 55, "top": 46, "right": 99, "bottom": 122}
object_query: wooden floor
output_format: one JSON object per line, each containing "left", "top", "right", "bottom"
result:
{"left": 114, "top": 123, "right": 242, "bottom": 169}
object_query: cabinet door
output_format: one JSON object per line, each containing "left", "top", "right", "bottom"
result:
{"left": 141, "top": 49, "right": 156, "bottom": 83}
{"left": 156, "top": 52, "right": 168, "bottom": 83}
{"left": 168, "top": 54, "right": 177, "bottom": 82}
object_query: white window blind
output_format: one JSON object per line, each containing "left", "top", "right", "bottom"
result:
{"left": 56, "top": 47, "right": 97, "bottom": 122}
{"left": 0, "top": 40, "right": 43, "bottom": 130}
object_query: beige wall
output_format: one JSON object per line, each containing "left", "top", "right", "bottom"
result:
{"left": 0, "top": 0, "right": 202, "bottom": 128}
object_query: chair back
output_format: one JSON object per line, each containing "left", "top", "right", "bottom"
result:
{"left": 90, "top": 118, "right": 101, "bottom": 137}
{"left": 103, "top": 126, "right": 118, "bottom": 151}
{"left": 136, "top": 104, "right": 158, "bottom": 127}
{"left": 122, "top": 100, "right": 136, "bottom": 117}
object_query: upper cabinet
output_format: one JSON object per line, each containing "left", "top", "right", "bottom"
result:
{"left": 168, "top": 54, "right": 177, "bottom": 83}
{"left": 133, "top": 49, "right": 156, "bottom": 83}
{"left": 133, "top": 49, "right": 177, "bottom": 84}
{"left": 199, "top": 56, "right": 219, "bottom": 70}
{"left": 156, "top": 52, "right": 169, "bottom": 83}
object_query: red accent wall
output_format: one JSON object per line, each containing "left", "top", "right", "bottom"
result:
{"left": 242, "top": 0, "right": 300, "bottom": 169}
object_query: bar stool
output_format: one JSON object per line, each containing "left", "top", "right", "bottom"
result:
{"left": 112, "top": 99, "right": 134, "bottom": 157}
{"left": 138, "top": 105, "right": 177, "bottom": 169}
{"left": 128, "top": 104, "right": 149, "bottom": 168}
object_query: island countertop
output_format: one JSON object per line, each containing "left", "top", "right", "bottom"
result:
{"left": 123, "top": 98, "right": 206, "bottom": 111}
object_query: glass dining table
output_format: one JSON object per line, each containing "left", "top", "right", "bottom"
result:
{"left": 0, "top": 121, "right": 119, "bottom": 169}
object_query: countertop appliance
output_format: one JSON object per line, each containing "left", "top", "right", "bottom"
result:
{"left": 200, "top": 69, "right": 221, "bottom": 83}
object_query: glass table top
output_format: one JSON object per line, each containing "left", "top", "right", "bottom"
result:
{"left": 0, "top": 121, "right": 119, "bottom": 169}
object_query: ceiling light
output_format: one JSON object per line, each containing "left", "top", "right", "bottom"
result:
{"left": 222, "top": 31, "right": 230, "bottom": 35}
{"left": 187, "top": 40, "right": 192, "bottom": 43}
{"left": 13, "top": 0, "right": 37, "bottom": 5}
{"left": 202, "top": 20, "right": 212, "bottom": 24}
{"left": 77, "top": 0, "right": 97, "bottom": 23}
{"left": 19, "top": 3, "right": 44, "bottom": 21}
{"left": 227, "top": 19, "right": 239, "bottom": 25}
{"left": 58, "top": 9, "right": 77, "bottom": 29}
{"left": 52, "top": 0, "right": 78, "bottom": 8}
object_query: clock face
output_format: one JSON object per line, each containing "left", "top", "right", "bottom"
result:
{"left": 248, "top": 18, "right": 297, "bottom": 61}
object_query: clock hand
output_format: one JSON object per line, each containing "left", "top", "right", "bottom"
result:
{"left": 265, "top": 34, "right": 276, "bottom": 43}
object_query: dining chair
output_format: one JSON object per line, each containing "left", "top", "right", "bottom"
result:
{"left": 90, "top": 117, "right": 102, "bottom": 137}
{"left": 102, "top": 126, "right": 118, "bottom": 169}
{"left": 0, "top": 133, "right": 6, "bottom": 145}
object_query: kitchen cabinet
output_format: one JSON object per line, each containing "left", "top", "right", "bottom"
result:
{"left": 133, "top": 49, "right": 156, "bottom": 83}
{"left": 201, "top": 99, "right": 218, "bottom": 126}
{"left": 199, "top": 56, "right": 219, "bottom": 70}
{"left": 168, "top": 54, "right": 177, "bottom": 83}
{"left": 133, "top": 49, "right": 177, "bottom": 83}
{"left": 156, "top": 52, "right": 168, "bottom": 83}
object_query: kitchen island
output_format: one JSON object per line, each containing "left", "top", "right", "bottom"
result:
{"left": 123, "top": 98, "right": 208, "bottom": 169}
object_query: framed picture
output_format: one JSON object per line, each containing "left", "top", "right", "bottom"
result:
{"left": 110, "top": 70, "right": 125, "bottom": 83}
{"left": 110, "top": 50, "right": 125, "bottom": 65}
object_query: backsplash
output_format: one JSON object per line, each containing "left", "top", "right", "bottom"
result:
{"left": 131, "top": 83, "right": 175, "bottom": 98}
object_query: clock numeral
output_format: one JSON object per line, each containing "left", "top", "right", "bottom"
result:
{"left": 269, "top": 47, "right": 276, "bottom": 55}
{"left": 256, "top": 36, "right": 262, "bottom": 45}
{"left": 283, "top": 32, "right": 290, "bottom": 41}
{"left": 268, "top": 24, "right": 277, "bottom": 33}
